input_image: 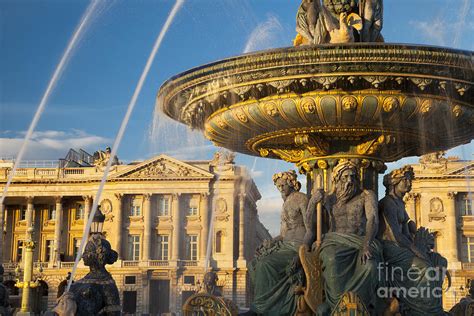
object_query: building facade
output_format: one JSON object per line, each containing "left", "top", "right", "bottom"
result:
{"left": 0, "top": 151, "right": 271, "bottom": 314}
{"left": 405, "top": 153, "right": 474, "bottom": 310}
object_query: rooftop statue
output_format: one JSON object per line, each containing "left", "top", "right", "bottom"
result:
{"left": 93, "top": 146, "right": 119, "bottom": 168}
{"left": 247, "top": 170, "right": 318, "bottom": 315}
{"left": 295, "top": 0, "right": 383, "bottom": 45}
{"left": 49, "top": 234, "right": 121, "bottom": 316}
{"left": 378, "top": 166, "right": 448, "bottom": 315}
{"left": 316, "top": 160, "right": 382, "bottom": 314}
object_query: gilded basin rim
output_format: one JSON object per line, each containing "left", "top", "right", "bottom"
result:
{"left": 157, "top": 43, "right": 473, "bottom": 164}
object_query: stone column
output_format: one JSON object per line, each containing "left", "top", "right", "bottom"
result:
{"left": 171, "top": 193, "right": 181, "bottom": 263}
{"left": 114, "top": 193, "right": 123, "bottom": 258}
{"left": 404, "top": 192, "right": 420, "bottom": 227}
{"left": 0, "top": 201, "right": 4, "bottom": 263}
{"left": 447, "top": 192, "right": 460, "bottom": 262}
{"left": 53, "top": 196, "right": 63, "bottom": 265}
{"left": 237, "top": 193, "right": 246, "bottom": 265}
{"left": 25, "top": 196, "right": 34, "bottom": 230}
{"left": 143, "top": 193, "right": 152, "bottom": 261}
{"left": 82, "top": 195, "right": 92, "bottom": 236}
{"left": 199, "top": 193, "right": 209, "bottom": 264}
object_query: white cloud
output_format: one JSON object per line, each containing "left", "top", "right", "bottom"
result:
{"left": 257, "top": 196, "right": 282, "bottom": 237}
{"left": 409, "top": 18, "right": 447, "bottom": 46}
{"left": 243, "top": 14, "right": 284, "bottom": 53}
{"left": 410, "top": 0, "right": 473, "bottom": 49}
{"left": 0, "top": 129, "right": 110, "bottom": 160}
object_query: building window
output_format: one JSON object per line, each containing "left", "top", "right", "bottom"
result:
{"left": 75, "top": 203, "right": 84, "bottom": 220}
{"left": 16, "top": 240, "right": 24, "bottom": 262}
{"left": 183, "top": 275, "right": 195, "bottom": 285}
{"left": 467, "top": 237, "right": 474, "bottom": 263}
{"left": 73, "top": 238, "right": 81, "bottom": 258}
{"left": 44, "top": 240, "right": 54, "bottom": 262}
{"left": 186, "top": 235, "right": 198, "bottom": 261}
{"left": 47, "top": 205, "right": 56, "bottom": 220}
{"left": 158, "top": 197, "right": 170, "bottom": 216}
{"left": 128, "top": 235, "right": 141, "bottom": 261}
{"left": 124, "top": 276, "right": 136, "bottom": 285}
{"left": 462, "top": 194, "right": 473, "bottom": 216}
{"left": 130, "top": 198, "right": 141, "bottom": 217}
{"left": 19, "top": 206, "right": 27, "bottom": 221}
{"left": 188, "top": 206, "right": 198, "bottom": 216}
{"left": 157, "top": 235, "right": 169, "bottom": 260}
{"left": 215, "top": 231, "right": 223, "bottom": 253}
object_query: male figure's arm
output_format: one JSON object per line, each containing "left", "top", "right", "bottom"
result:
{"left": 361, "top": 190, "right": 379, "bottom": 263}
{"left": 303, "top": 188, "right": 323, "bottom": 248}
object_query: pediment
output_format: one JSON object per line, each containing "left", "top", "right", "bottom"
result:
{"left": 448, "top": 162, "right": 474, "bottom": 176}
{"left": 113, "top": 154, "right": 214, "bottom": 179}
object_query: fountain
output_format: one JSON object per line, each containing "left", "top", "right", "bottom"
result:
{"left": 157, "top": 0, "right": 473, "bottom": 315}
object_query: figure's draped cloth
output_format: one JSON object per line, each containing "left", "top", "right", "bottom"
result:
{"left": 248, "top": 241, "right": 302, "bottom": 315}
{"left": 379, "top": 196, "right": 447, "bottom": 316}
{"left": 319, "top": 232, "right": 383, "bottom": 309}
{"left": 381, "top": 240, "right": 446, "bottom": 316}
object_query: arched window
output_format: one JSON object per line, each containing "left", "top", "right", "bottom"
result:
{"left": 215, "top": 231, "right": 223, "bottom": 253}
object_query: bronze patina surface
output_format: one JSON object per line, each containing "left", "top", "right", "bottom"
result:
{"left": 158, "top": 44, "right": 473, "bottom": 166}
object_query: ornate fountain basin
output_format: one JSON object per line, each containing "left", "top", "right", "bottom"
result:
{"left": 157, "top": 44, "right": 473, "bottom": 165}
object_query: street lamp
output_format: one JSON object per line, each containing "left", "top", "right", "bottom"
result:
{"left": 15, "top": 227, "right": 43, "bottom": 316}
{"left": 90, "top": 206, "right": 105, "bottom": 235}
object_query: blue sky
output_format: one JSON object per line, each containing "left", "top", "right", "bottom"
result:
{"left": 1, "top": 0, "right": 473, "bottom": 235}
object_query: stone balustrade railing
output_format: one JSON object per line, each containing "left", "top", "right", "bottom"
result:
{"left": 0, "top": 166, "right": 127, "bottom": 180}
{"left": 181, "top": 260, "right": 198, "bottom": 267}
{"left": 122, "top": 261, "right": 140, "bottom": 267}
{"left": 149, "top": 260, "right": 169, "bottom": 267}
{"left": 1, "top": 259, "right": 206, "bottom": 269}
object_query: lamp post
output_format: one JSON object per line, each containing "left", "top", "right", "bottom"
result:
{"left": 15, "top": 227, "right": 42, "bottom": 316}
{"left": 90, "top": 206, "right": 105, "bottom": 236}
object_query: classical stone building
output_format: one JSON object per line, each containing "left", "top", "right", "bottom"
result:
{"left": 0, "top": 150, "right": 271, "bottom": 314}
{"left": 404, "top": 153, "right": 474, "bottom": 310}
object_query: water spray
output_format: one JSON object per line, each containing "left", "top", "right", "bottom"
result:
{"left": 0, "top": 0, "right": 103, "bottom": 206}
{"left": 66, "top": 0, "right": 186, "bottom": 292}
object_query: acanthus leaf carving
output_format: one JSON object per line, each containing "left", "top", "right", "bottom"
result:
{"left": 269, "top": 149, "right": 305, "bottom": 163}
{"left": 410, "top": 78, "right": 433, "bottom": 91}
{"left": 362, "top": 76, "right": 388, "bottom": 88}
{"left": 294, "top": 134, "right": 329, "bottom": 156}
{"left": 357, "top": 135, "right": 395, "bottom": 155}
{"left": 312, "top": 76, "right": 338, "bottom": 90}
{"left": 268, "top": 80, "right": 295, "bottom": 93}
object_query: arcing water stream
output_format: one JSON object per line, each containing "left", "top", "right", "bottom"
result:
{"left": 0, "top": 0, "right": 103, "bottom": 206}
{"left": 66, "top": 0, "right": 186, "bottom": 292}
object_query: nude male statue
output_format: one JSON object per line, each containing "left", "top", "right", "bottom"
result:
{"left": 317, "top": 160, "right": 382, "bottom": 314}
